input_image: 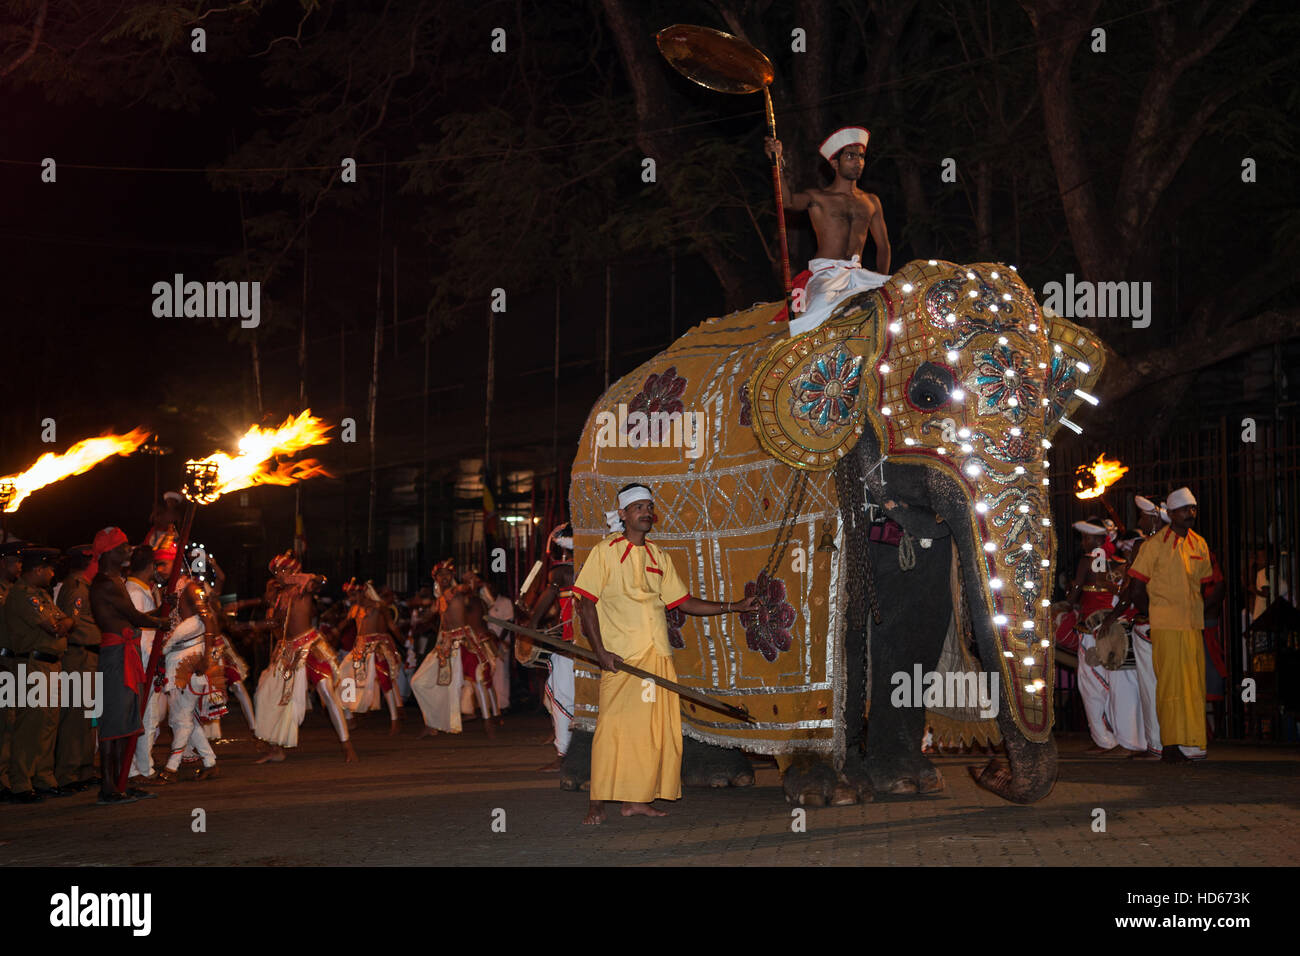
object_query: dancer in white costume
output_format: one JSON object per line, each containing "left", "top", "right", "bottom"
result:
{"left": 411, "top": 561, "right": 466, "bottom": 735}
{"left": 154, "top": 578, "right": 220, "bottom": 782}
{"left": 339, "top": 579, "right": 403, "bottom": 733}
{"left": 528, "top": 524, "right": 576, "bottom": 772}
{"left": 253, "top": 552, "right": 357, "bottom": 763}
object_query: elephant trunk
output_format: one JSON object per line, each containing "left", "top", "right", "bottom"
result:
{"left": 943, "top": 483, "right": 1058, "bottom": 804}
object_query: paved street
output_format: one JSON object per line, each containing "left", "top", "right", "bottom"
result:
{"left": 2, "top": 708, "right": 1296, "bottom": 866}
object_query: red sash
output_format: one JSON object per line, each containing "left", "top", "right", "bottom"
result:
{"left": 102, "top": 628, "right": 144, "bottom": 694}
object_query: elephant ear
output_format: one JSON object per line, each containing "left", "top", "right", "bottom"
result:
{"left": 749, "top": 292, "right": 886, "bottom": 470}
{"left": 1041, "top": 312, "right": 1107, "bottom": 440}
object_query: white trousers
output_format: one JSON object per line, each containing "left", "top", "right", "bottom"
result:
{"left": 1131, "top": 627, "right": 1163, "bottom": 754}
{"left": 545, "top": 654, "right": 575, "bottom": 756}
{"left": 410, "top": 652, "right": 463, "bottom": 733}
{"left": 1077, "top": 632, "right": 1145, "bottom": 751}
{"left": 165, "top": 679, "right": 216, "bottom": 771}
{"left": 131, "top": 688, "right": 169, "bottom": 778}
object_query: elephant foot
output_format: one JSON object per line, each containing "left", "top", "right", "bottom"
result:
{"left": 681, "top": 735, "right": 755, "bottom": 789}
{"left": 866, "top": 756, "right": 943, "bottom": 797}
{"left": 783, "top": 754, "right": 856, "bottom": 806}
{"left": 967, "top": 757, "right": 1047, "bottom": 804}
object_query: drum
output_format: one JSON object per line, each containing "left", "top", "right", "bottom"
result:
{"left": 1082, "top": 610, "right": 1130, "bottom": 670}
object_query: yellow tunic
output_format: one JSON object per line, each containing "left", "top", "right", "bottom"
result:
{"left": 1129, "top": 528, "right": 1218, "bottom": 749}
{"left": 574, "top": 533, "right": 690, "bottom": 802}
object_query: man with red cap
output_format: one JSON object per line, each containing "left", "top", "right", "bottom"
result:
{"left": 764, "top": 126, "right": 892, "bottom": 335}
{"left": 89, "top": 526, "right": 170, "bottom": 805}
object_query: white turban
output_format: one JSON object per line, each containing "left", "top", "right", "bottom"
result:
{"left": 604, "top": 486, "right": 653, "bottom": 533}
{"left": 1166, "top": 487, "right": 1197, "bottom": 510}
{"left": 819, "top": 126, "right": 870, "bottom": 163}
{"left": 1160, "top": 507, "right": 1170, "bottom": 524}
{"left": 1072, "top": 520, "right": 1106, "bottom": 536}
{"left": 1134, "top": 495, "right": 1158, "bottom": 515}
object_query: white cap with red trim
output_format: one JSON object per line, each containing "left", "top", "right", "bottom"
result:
{"left": 819, "top": 126, "right": 870, "bottom": 163}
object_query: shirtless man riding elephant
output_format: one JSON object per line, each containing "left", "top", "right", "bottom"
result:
{"left": 765, "top": 126, "right": 892, "bottom": 335}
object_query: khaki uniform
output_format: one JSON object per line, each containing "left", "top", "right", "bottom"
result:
{"left": 0, "top": 579, "right": 16, "bottom": 791}
{"left": 55, "top": 575, "right": 101, "bottom": 786}
{"left": 5, "top": 580, "right": 68, "bottom": 793}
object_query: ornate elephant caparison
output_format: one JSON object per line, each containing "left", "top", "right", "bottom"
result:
{"left": 563, "top": 260, "right": 1106, "bottom": 806}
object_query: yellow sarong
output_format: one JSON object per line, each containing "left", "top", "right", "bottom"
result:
{"left": 591, "top": 644, "right": 683, "bottom": 802}
{"left": 1151, "top": 628, "right": 1207, "bottom": 749}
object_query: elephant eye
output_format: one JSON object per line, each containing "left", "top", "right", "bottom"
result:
{"left": 908, "top": 362, "right": 954, "bottom": 409}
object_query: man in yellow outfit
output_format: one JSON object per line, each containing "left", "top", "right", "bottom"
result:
{"left": 574, "top": 483, "right": 755, "bottom": 825}
{"left": 1110, "top": 487, "right": 1224, "bottom": 763}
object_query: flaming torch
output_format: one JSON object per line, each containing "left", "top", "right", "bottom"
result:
{"left": 1074, "top": 454, "right": 1128, "bottom": 500}
{"left": 1074, "top": 453, "right": 1128, "bottom": 529}
{"left": 0, "top": 428, "right": 151, "bottom": 513}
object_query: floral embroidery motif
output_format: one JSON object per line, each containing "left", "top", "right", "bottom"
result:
{"left": 628, "top": 366, "right": 687, "bottom": 417}
{"left": 966, "top": 345, "right": 1038, "bottom": 424}
{"left": 666, "top": 605, "right": 686, "bottom": 649}
{"left": 788, "top": 346, "right": 862, "bottom": 436}
{"left": 740, "top": 571, "right": 796, "bottom": 662}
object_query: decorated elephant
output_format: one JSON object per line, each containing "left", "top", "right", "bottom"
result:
{"left": 562, "top": 259, "right": 1106, "bottom": 805}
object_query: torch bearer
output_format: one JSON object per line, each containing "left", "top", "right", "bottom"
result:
{"left": 655, "top": 24, "right": 792, "bottom": 306}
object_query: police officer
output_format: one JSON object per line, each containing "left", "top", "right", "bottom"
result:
{"left": 54, "top": 545, "right": 102, "bottom": 792}
{"left": 5, "top": 547, "right": 74, "bottom": 803}
{"left": 0, "top": 541, "right": 25, "bottom": 802}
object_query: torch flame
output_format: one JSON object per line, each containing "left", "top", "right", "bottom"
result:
{"left": 188, "top": 410, "right": 333, "bottom": 501}
{"left": 1075, "top": 454, "right": 1128, "bottom": 500}
{"left": 1, "top": 428, "right": 151, "bottom": 513}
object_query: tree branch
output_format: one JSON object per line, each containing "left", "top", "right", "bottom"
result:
{"left": 0, "top": 0, "right": 47, "bottom": 80}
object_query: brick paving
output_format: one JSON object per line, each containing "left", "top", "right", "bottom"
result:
{"left": 1, "top": 709, "right": 1296, "bottom": 866}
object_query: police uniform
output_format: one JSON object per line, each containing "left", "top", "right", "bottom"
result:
{"left": 4, "top": 549, "right": 69, "bottom": 799}
{"left": 0, "top": 541, "right": 25, "bottom": 799}
{"left": 54, "top": 551, "right": 102, "bottom": 789}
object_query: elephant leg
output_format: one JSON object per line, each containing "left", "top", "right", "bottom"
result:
{"left": 558, "top": 729, "right": 592, "bottom": 791}
{"left": 681, "top": 735, "right": 754, "bottom": 788}
{"left": 865, "top": 536, "right": 953, "bottom": 796}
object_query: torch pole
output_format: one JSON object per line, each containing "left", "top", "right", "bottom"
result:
{"left": 764, "top": 88, "right": 792, "bottom": 304}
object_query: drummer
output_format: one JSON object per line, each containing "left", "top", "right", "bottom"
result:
{"left": 1067, "top": 519, "right": 1145, "bottom": 756}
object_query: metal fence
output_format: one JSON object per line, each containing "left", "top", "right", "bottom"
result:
{"left": 1050, "top": 415, "right": 1300, "bottom": 740}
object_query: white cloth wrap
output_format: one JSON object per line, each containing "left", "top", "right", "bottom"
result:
{"left": 789, "top": 256, "right": 891, "bottom": 336}
{"left": 410, "top": 648, "right": 464, "bottom": 733}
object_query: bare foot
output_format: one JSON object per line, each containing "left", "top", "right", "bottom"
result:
{"left": 342, "top": 741, "right": 359, "bottom": 763}
{"left": 389, "top": 721, "right": 400, "bottom": 737}
{"left": 254, "top": 746, "right": 286, "bottom": 764}
{"left": 582, "top": 801, "right": 606, "bottom": 825}
{"left": 537, "top": 755, "right": 563, "bottom": 772}
{"left": 416, "top": 726, "right": 437, "bottom": 739}
{"left": 620, "top": 801, "right": 668, "bottom": 818}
